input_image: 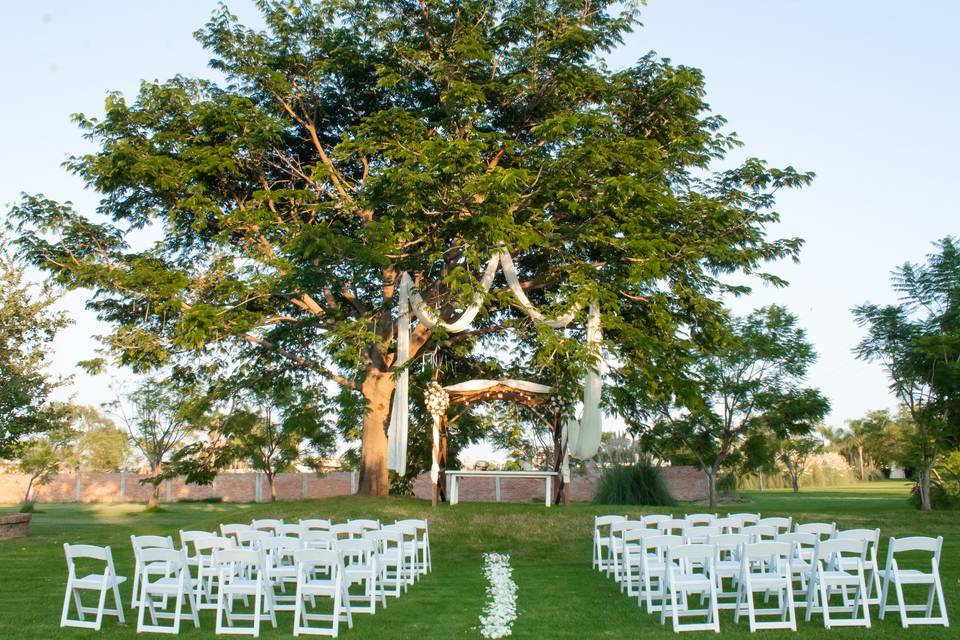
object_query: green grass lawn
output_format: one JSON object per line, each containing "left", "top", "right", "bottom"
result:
{"left": 1, "top": 482, "right": 956, "bottom": 638}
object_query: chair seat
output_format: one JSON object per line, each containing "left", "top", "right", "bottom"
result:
{"left": 671, "top": 575, "right": 713, "bottom": 590}
{"left": 73, "top": 574, "right": 127, "bottom": 589}
{"left": 716, "top": 560, "right": 740, "bottom": 575}
{"left": 819, "top": 570, "right": 859, "bottom": 584}
{"left": 880, "top": 569, "right": 936, "bottom": 584}
{"left": 142, "top": 577, "right": 190, "bottom": 595}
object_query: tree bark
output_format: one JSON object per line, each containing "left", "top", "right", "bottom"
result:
{"left": 919, "top": 465, "right": 933, "bottom": 512}
{"left": 791, "top": 473, "right": 800, "bottom": 493}
{"left": 23, "top": 476, "right": 36, "bottom": 504}
{"left": 357, "top": 370, "right": 394, "bottom": 496}
{"left": 267, "top": 471, "right": 276, "bottom": 502}
{"left": 705, "top": 467, "right": 717, "bottom": 508}
{"left": 857, "top": 447, "right": 865, "bottom": 481}
{"left": 147, "top": 462, "right": 162, "bottom": 508}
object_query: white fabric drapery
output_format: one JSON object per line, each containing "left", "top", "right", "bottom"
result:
{"left": 386, "top": 249, "right": 603, "bottom": 477}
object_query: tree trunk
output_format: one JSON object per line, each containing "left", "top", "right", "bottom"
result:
{"left": 23, "top": 475, "right": 36, "bottom": 504}
{"left": 267, "top": 471, "right": 276, "bottom": 502}
{"left": 705, "top": 467, "right": 717, "bottom": 508}
{"left": 758, "top": 473, "right": 764, "bottom": 492}
{"left": 919, "top": 465, "right": 933, "bottom": 512}
{"left": 857, "top": 447, "right": 865, "bottom": 481}
{"left": 147, "top": 463, "right": 162, "bottom": 508}
{"left": 357, "top": 370, "right": 394, "bottom": 496}
{"left": 791, "top": 473, "right": 800, "bottom": 493}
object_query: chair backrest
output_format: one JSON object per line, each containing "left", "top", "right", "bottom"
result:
{"left": 63, "top": 543, "right": 117, "bottom": 579}
{"left": 642, "top": 534, "right": 684, "bottom": 558}
{"left": 131, "top": 535, "right": 174, "bottom": 562}
{"left": 594, "top": 515, "right": 627, "bottom": 531}
{"left": 684, "top": 513, "right": 717, "bottom": 526}
{"left": 348, "top": 518, "right": 380, "bottom": 531}
{"left": 220, "top": 523, "right": 253, "bottom": 541}
{"left": 251, "top": 518, "right": 284, "bottom": 533}
{"left": 713, "top": 516, "right": 744, "bottom": 533}
{"left": 331, "top": 523, "right": 366, "bottom": 539}
{"left": 394, "top": 518, "right": 428, "bottom": 532}
{"left": 139, "top": 547, "right": 188, "bottom": 575}
{"left": 640, "top": 514, "right": 674, "bottom": 528}
{"left": 299, "top": 518, "right": 332, "bottom": 531}
{"left": 709, "top": 533, "right": 749, "bottom": 560}
{"left": 262, "top": 536, "right": 301, "bottom": 569}
{"left": 730, "top": 512, "right": 761, "bottom": 526}
{"left": 757, "top": 516, "right": 792, "bottom": 533}
{"left": 302, "top": 529, "right": 336, "bottom": 550}
{"left": 834, "top": 528, "right": 880, "bottom": 548}
{"left": 741, "top": 524, "right": 777, "bottom": 542}
{"left": 795, "top": 521, "right": 836, "bottom": 539}
{"left": 657, "top": 518, "right": 688, "bottom": 536}
{"left": 812, "top": 537, "right": 867, "bottom": 567}
{"left": 236, "top": 529, "right": 273, "bottom": 549}
{"left": 776, "top": 531, "right": 817, "bottom": 559}
{"left": 667, "top": 543, "right": 716, "bottom": 572}
{"left": 213, "top": 548, "right": 264, "bottom": 580}
{"left": 294, "top": 548, "right": 341, "bottom": 576}
{"left": 611, "top": 519, "right": 646, "bottom": 537}
{"left": 179, "top": 529, "right": 217, "bottom": 550}
{"left": 888, "top": 535, "right": 942, "bottom": 555}
{"left": 276, "top": 523, "right": 305, "bottom": 538}
{"left": 336, "top": 538, "right": 374, "bottom": 566}
{"left": 195, "top": 535, "right": 234, "bottom": 554}
{"left": 367, "top": 529, "right": 404, "bottom": 555}
{"left": 384, "top": 522, "right": 418, "bottom": 541}
{"left": 683, "top": 524, "right": 719, "bottom": 544}
{"left": 741, "top": 541, "right": 793, "bottom": 575}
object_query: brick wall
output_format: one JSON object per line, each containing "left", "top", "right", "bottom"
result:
{"left": 0, "top": 471, "right": 357, "bottom": 504}
{"left": 411, "top": 465, "right": 707, "bottom": 503}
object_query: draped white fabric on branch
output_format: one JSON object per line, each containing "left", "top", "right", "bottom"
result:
{"left": 387, "top": 248, "right": 603, "bottom": 477}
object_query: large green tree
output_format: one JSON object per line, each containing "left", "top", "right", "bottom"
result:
{"left": 854, "top": 237, "right": 960, "bottom": 511}
{"left": 635, "top": 305, "right": 830, "bottom": 506}
{"left": 11, "top": 1, "right": 811, "bottom": 495}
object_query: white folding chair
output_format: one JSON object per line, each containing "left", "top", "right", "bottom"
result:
{"left": 758, "top": 517, "right": 792, "bottom": 535}
{"left": 803, "top": 538, "right": 871, "bottom": 628}
{"left": 621, "top": 528, "right": 651, "bottom": 599}
{"left": 337, "top": 538, "right": 383, "bottom": 614}
{"left": 277, "top": 523, "right": 306, "bottom": 539}
{"left": 251, "top": 518, "right": 284, "bottom": 535}
{"left": 639, "top": 534, "right": 684, "bottom": 613}
{"left": 394, "top": 519, "right": 431, "bottom": 576}
{"left": 368, "top": 529, "right": 406, "bottom": 599}
{"left": 879, "top": 535, "right": 948, "bottom": 627}
{"left": 299, "top": 518, "right": 332, "bottom": 531}
{"left": 834, "top": 528, "right": 881, "bottom": 605}
{"left": 660, "top": 543, "right": 720, "bottom": 633}
{"left": 179, "top": 529, "right": 217, "bottom": 573}
{"left": 136, "top": 547, "right": 200, "bottom": 634}
{"left": 777, "top": 531, "right": 818, "bottom": 601}
{"left": 195, "top": 535, "right": 234, "bottom": 611}
{"left": 213, "top": 548, "right": 277, "bottom": 636}
{"left": 237, "top": 529, "right": 273, "bottom": 550}
{"left": 641, "top": 514, "right": 675, "bottom": 529}
{"left": 383, "top": 523, "right": 419, "bottom": 586}
{"left": 684, "top": 513, "right": 717, "bottom": 526}
{"left": 293, "top": 548, "right": 353, "bottom": 637}
{"left": 593, "top": 515, "right": 626, "bottom": 572}
{"left": 730, "top": 512, "right": 761, "bottom": 526}
{"left": 130, "top": 534, "right": 175, "bottom": 608}
{"left": 60, "top": 543, "right": 127, "bottom": 630}
{"left": 734, "top": 541, "right": 796, "bottom": 632}
{"left": 709, "top": 533, "right": 749, "bottom": 609}
{"left": 795, "top": 521, "right": 836, "bottom": 540}
{"left": 610, "top": 520, "right": 647, "bottom": 586}
{"left": 262, "top": 536, "right": 302, "bottom": 612}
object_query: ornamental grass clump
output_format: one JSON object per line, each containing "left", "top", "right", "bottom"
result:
{"left": 593, "top": 463, "right": 675, "bottom": 506}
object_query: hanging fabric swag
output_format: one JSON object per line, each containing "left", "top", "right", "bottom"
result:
{"left": 387, "top": 249, "right": 603, "bottom": 475}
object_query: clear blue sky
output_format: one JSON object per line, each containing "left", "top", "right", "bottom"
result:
{"left": 2, "top": 1, "right": 958, "bottom": 436}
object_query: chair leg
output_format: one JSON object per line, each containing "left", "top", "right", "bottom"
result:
{"left": 879, "top": 572, "right": 891, "bottom": 620}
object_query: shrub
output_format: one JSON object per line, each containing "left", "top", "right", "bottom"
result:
{"left": 593, "top": 463, "right": 675, "bottom": 506}
{"left": 18, "top": 501, "right": 35, "bottom": 514}
{"left": 909, "top": 480, "right": 959, "bottom": 510}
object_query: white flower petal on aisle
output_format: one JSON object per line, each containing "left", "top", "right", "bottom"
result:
{"left": 479, "top": 552, "right": 518, "bottom": 639}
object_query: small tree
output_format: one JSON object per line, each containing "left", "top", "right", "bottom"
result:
{"left": 778, "top": 433, "right": 822, "bottom": 493}
{"left": 640, "top": 305, "right": 830, "bottom": 506}
{"left": 854, "top": 237, "right": 960, "bottom": 511}
{"left": 17, "top": 438, "right": 60, "bottom": 504}
{"left": 113, "top": 377, "right": 197, "bottom": 507}
{"left": 0, "top": 236, "right": 70, "bottom": 459}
